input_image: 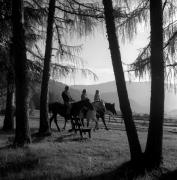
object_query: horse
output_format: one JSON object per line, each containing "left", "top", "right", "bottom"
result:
{"left": 48, "top": 99, "right": 97, "bottom": 132}
{"left": 91, "top": 101, "right": 109, "bottom": 130}
{"left": 105, "top": 102, "right": 117, "bottom": 122}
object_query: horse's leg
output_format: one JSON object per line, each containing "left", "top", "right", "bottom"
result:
{"left": 54, "top": 115, "right": 60, "bottom": 132}
{"left": 63, "top": 117, "right": 67, "bottom": 130}
{"left": 101, "top": 115, "right": 109, "bottom": 130}
{"left": 49, "top": 114, "right": 55, "bottom": 129}
{"left": 81, "top": 118, "right": 84, "bottom": 127}
{"left": 93, "top": 117, "right": 98, "bottom": 131}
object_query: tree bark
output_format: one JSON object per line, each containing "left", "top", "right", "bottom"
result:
{"left": 144, "top": 0, "right": 164, "bottom": 168}
{"left": 102, "top": 0, "right": 142, "bottom": 161}
{"left": 39, "top": 0, "right": 56, "bottom": 135}
{"left": 3, "top": 71, "right": 14, "bottom": 131}
{"left": 12, "top": 0, "right": 31, "bottom": 146}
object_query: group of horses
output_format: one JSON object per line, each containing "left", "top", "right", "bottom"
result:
{"left": 48, "top": 99, "right": 117, "bottom": 132}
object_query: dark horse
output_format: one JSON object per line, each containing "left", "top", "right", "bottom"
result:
{"left": 48, "top": 99, "right": 97, "bottom": 132}
{"left": 105, "top": 102, "right": 117, "bottom": 122}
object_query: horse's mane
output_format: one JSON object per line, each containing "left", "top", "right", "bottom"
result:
{"left": 71, "top": 99, "right": 94, "bottom": 110}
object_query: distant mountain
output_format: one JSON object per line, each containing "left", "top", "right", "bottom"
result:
{"left": 71, "top": 81, "right": 177, "bottom": 114}
{"left": 29, "top": 80, "right": 177, "bottom": 115}
{"left": 167, "top": 109, "right": 177, "bottom": 117}
{"left": 30, "top": 80, "right": 83, "bottom": 109}
{"left": 48, "top": 80, "right": 81, "bottom": 103}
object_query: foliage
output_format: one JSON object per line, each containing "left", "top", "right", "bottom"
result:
{"left": 128, "top": 0, "right": 177, "bottom": 85}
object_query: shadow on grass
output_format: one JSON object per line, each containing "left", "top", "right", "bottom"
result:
{"left": 159, "top": 169, "right": 177, "bottom": 180}
{"left": 0, "top": 158, "right": 40, "bottom": 178}
{"left": 7, "top": 160, "right": 154, "bottom": 180}
{"left": 0, "top": 158, "right": 170, "bottom": 180}
{"left": 0, "top": 151, "right": 40, "bottom": 178}
{"left": 54, "top": 132, "right": 90, "bottom": 143}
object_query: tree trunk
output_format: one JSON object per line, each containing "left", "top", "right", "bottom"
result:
{"left": 144, "top": 0, "right": 164, "bottom": 168}
{"left": 102, "top": 0, "right": 142, "bottom": 161}
{"left": 3, "top": 71, "right": 14, "bottom": 131}
{"left": 39, "top": 0, "right": 56, "bottom": 135}
{"left": 12, "top": 0, "right": 31, "bottom": 146}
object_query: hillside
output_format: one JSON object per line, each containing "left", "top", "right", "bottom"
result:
{"left": 71, "top": 81, "right": 177, "bottom": 114}
{"left": 29, "top": 80, "right": 177, "bottom": 114}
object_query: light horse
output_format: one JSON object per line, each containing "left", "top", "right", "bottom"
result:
{"left": 91, "top": 101, "right": 109, "bottom": 130}
{"left": 48, "top": 99, "right": 98, "bottom": 132}
{"left": 84, "top": 101, "right": 118, "bottom": 130}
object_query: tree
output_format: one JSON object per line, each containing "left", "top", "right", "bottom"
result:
{"left": 38, "top": 0, "right": 99, "bottom": 135}
{"left": 0, "top": 45, "right": 15, "bottom": 131}
{"left": 102, "top": 0, "right": 142, "bottom": 161}
{"left": 3, "top": 64, "right": 15, "bottom": 131}
{"left": 0, "top": 0, "right": 46, "bottom": 132}
{"left": 39, "top": 0, "right": 56, "bottom": 135}
{"left": 0, "top": 0, "right": 15, "bottom": 131}
{"left": 12, "top": 0, "right": 31, "bottom": 146}
{"left": 144, "top": 0, "right": 164, "bottom": 168}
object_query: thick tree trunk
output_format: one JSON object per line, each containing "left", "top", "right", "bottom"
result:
{"left": 145, "top": 0, "right": 164, "bottom": 168}
{"left": 12, "top": 0, "right": 31, "bottom": 146}
{"left": 3, "top": 71, "right": 14, "bottom": 131}
{"left": 39, "top": 0, "right": 56, "bottom": 135}
{"left": 102, "top": 0, "right": 142, "bottom": 161}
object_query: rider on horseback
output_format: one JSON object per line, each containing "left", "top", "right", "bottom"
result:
{"left": 94, "top": 90, "right": 101, "bottom": 102}
{"left": 93, "top": 90, "right": 106, "bottom": 114}
{"left": 81, "top": 89, "right": 88, "bottom": 101}
{"left": 62, "top": 86, "right": 74, "bottom": 117}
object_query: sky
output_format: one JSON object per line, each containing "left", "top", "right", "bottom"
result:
{"left": 58, "top": 24, "right": 150, "bottom": 85}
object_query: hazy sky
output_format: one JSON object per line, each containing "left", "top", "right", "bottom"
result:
{"left": 59, "top": 25, "right": 149, "bottom": 85}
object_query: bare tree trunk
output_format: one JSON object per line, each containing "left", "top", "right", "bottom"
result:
{"left": 145, "top": 0, "right": 164, "bottom": 168}
{"left": 102, "top": 0, "right": 142, "bottom": 161}
{"left": 3, "top": 71, "right": 14, "bottom": 131}
{"left": 12, "top": 0, "right": 31, "bottom": 146}
{"left": 39, "top": 0, "right": 56, "bottom": 135}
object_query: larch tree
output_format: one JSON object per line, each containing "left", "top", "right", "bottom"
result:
{"left": 144, "top": 0, "right": 164, "bottom": 168}
{"left": 0, "top": 0, "right": 15, "bottom": 131}
{"left": 38, "top": 0, "right": 100, "bottom": 135}
{"left": 39, "top": 0, "right": 56, "bottom": 135}
{"left": 128, "top": 0, "right": 177, "bottom": 168}
{"left": 102, "top": 0, "right": 142, "bottom": 161}
{"left": 1, "top": 0, "right": 47, "bottom": 132}
{"left": 12, "top": 0, "right": 31, "bottom": 146}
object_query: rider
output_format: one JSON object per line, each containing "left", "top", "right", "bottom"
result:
{"left": 94, "top": 90, "right": 101, "bottom": 102}
{"left": 62, "top": 85, "right": 74, "bottom": 116}
{"left": 81, "top": 89, "right": 89, "bottom": 118}
{"left": 94, "top": 89, "right": 105, "bottom": 113}
{"left": 81, "top": 89, "right": 88, "bottom": 101}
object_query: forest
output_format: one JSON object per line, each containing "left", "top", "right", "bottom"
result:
{"left": 0, "top": 0, "right": 177, "bottom": 179}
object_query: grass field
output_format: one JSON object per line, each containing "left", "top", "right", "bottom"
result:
{"left": 0, "top": 112, "right": 177, "bottom": 180}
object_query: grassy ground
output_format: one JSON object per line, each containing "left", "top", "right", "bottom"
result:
{"left": 0, "top": 114, "right": 177, "bottom": 180}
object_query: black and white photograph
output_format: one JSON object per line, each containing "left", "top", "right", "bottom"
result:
{"left": 0, "top": 0, "right": 177, "bottom": 179}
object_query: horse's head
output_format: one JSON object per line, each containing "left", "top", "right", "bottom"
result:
{"left": 105, "top": 103, "right": 117, "bottom": 115}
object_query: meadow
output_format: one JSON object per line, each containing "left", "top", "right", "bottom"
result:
{"left": 0, "top": 112, "right": 177, "bottom": 180}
